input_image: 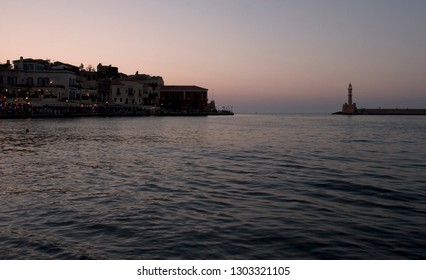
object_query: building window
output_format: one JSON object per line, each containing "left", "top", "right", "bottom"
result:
{"left": 7, "top": 76, "right": 17, "bottom": 85}
{"left": 24, "top": 64, "right": 34, "bottom": 71}
{"left": 27, "top": 77, "right": 34, "bottom": 86}
{"left": 37, "top": 77, "right": 50, "bottom": 86}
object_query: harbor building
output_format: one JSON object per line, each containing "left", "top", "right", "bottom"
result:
{"left": 126, "top": 74, "right": 164, "bottom": 106}
{"left": 159, "top": 85, "right": 208, "bottom": 111}
{"left": 0, "top": 57, "right": 79, "bottom": 105}
{"left": 78, "top": 70, "right": 99, "bottom": 102}
{"left": 97, "top": 63, "right": 120, "bottom": 102}
{"left": 111, "top": 78, "right": 144, "bottom": 106}
{"left": 1, "top": 56, "right": 232, "bottom": 117}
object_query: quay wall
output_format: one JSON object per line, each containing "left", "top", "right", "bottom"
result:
{"left": 357, "top": 108, "right": 426, "bottom": 115}
{"left": 0, "top": 111, "right": 234, "bottom": 119}
{"left": 334, "top": 108, "right": 426, "bottom": 115}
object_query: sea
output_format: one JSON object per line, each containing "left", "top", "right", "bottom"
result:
{"left": 0, "top": 114, "right": 425, "bottom": 259}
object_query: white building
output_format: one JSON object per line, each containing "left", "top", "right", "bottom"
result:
{"left": 0, "top": 57, "right": 79, "bottom": 105}
{"left": 126, "top": 74, "right": 164, "bottom": 106}
{"left": 111, "top": 79, "right": 143, "bottom": 106}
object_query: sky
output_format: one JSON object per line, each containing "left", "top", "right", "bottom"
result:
{"left": 2, "top": 0, "right": 426, "bottom": 113}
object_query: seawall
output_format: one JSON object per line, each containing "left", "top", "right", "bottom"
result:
{"left": 0, "top": 111, "right": 234, "bottom": 119}
{"left": 334, "top": 108, "right": 426, "bottom": 115}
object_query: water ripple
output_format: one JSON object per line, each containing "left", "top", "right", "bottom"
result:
{"left": 1, "top": 115, "right": 425, "bottom": 259}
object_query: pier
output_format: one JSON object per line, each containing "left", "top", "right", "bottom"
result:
{"left": 333, "top": 84, "right": 426, "bottom": 115}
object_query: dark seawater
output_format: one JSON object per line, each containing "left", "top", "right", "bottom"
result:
{"left": 1, "top": 114, "right": 425, "bottom": 259}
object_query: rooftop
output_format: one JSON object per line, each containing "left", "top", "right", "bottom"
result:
{"left": 160, "top": 85, "right": 207, "bottom": 91}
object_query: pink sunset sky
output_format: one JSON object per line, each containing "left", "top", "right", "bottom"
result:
{"left": 2, "top": 0, "right": 426, "bottom": 113}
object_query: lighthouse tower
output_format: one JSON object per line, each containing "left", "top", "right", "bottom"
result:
{"left": 348, "top": 83, "right": 353, "bottom": 105}
{"left": 342, "top": 83, "right": 357, "bottom": 113}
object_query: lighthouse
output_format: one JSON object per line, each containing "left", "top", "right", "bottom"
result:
{"left": 341, "top": 83, "right": 357, "bottom": 114}
{"left": 348, "top": 83, "right": 353, "bottom": 105}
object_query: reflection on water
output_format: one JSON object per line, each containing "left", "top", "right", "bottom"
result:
{"left": 1, "top": 115, "right": 426, "bottom": 259}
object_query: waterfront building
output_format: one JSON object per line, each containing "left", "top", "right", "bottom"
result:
{"left": 96, "top": 63, "right": 120, "bottom": 102}
{"left": 78, "top": 70, "right": 99, "bottom": 102}
{"left": 111, "top": 78, "right": 144, "bottom": 106}
{"left": 159, "top": 85, "right": 208, "bottom": 111}
{"left": 126, "top": 74, "right": 164, "bottom": 106}
{"left": 1, "top": 56, "right": 215, "bottom": 114}
{"left": 0, "top": 57, "right": 79, "bottom": 105}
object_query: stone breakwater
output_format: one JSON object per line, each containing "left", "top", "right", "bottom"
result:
{"left": 334, "top": 108, "right": 426, "bottom": 115}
